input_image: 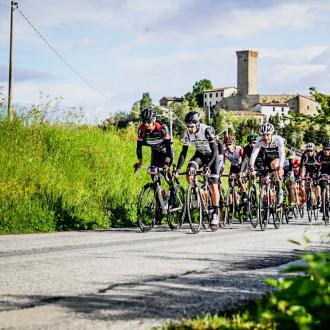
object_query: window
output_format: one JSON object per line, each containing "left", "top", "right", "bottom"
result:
{"left": 221, "top": 92, "right": 223, "bottom": 97}
{"left": 216, "top": 93, "right": 218, "bottom": 97}
{"left": 281, "top": 107, "right": 284, "bottom": 112}
{"left": 209, "top": 93, "right": 212, "bottom": 98}
{"left": 307, "top": 105, "right": 310, "bottom": 110}
{"left": 209, "top": 102, "right": 212, "bottom": 106}
{"left": 204, "top": 94, "right": 207, "bottom": 99}
{"left": 273, "top": 107, "right": 275, "bottom": 112}
{"left": 205, "top": 102, "right": 207, "bottom": 106}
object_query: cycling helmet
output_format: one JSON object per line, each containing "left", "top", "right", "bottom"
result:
{"left": 224, "top": 135, "right": 235, "bottom": 145}
{"left": 322, "top": 139, "right": 330, "bottom": 150}
{"left": 247, "top": 133, "right": 258, "bottom": 143}
{"left": 184, "top": 111, "right": 202, "bottom": 125}
{"left": 141, "top": 107, "right": 156, "bottom": 123}
{"left": 305, "top": 142, "right": 315, "bottom": 151}
{"left": 259, "top": 123, "right": 274, "bottom": 134}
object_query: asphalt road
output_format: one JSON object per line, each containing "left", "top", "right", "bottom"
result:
{"left": 0, "top": 218, "right": 329, "bottom": 330}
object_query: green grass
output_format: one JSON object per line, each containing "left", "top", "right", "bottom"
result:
{"left": 0, "top": 120, "right": 153, "bottom": 233}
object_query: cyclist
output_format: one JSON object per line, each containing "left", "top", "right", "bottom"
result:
{"left": 176, "top": 111, "right": 220, "bottom": 228}
{"left": 249, "top": 123, "right": 286, "bottom": 207}
{"left": 241, "top": 132, "right": 259, "bottom": 175}
{"left": 299, "top": 143, "right": 320, "bottom": 205}
{"left": 316, "top": 140, "right": 330, "bottom": 216}
{"left": 317, "top": 139, "right": 330, "bottom": 176}
{"left": 283, "top": 147, "right": 296, "bottom": 206}
{"left": 134, "top": 107, "right": 173, "bottom": 171}
{"left": 223, "top": 134, "right": 247, "bottom": 202}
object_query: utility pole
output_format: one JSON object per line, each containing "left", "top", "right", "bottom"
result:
{"left": 7, "top": 1, "right": 18, "bottom": 121}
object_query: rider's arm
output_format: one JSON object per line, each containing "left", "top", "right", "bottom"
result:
{"left": 278, "top": 140, "right": 285, "bottom": 168}
{"left": 206, "top": 140, "right": 219, "bottom": 168}
{"left": 249, "top": 143, "right": 261, "bottom": 168}
{"left": 299, "top": 152, "right": 306, "bottom": 177}
{"left": 136, "top": 140, "right": 143, "bottom": 161}
{"left": 177, "top": 145, "right": 188, "bottom": 171}
{"left": 164, "top": 139, "right": 173, "bottom": 165}
{"left": 205, "top": 127, "right": 218, "bottom": 168}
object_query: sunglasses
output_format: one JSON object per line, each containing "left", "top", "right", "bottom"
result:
{"left": 187, "top": 124, "right": 195, "bottom": 129}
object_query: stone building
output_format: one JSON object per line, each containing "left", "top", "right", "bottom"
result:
{"left": 213, "top": 50, "right": 320, "bottom": 121}
{"left": 159, "top": 96, "right": 184, "bottom": 107}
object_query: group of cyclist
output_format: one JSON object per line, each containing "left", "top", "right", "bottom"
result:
{"left": 134, "top": 107, "right": 330, "bottom": 230}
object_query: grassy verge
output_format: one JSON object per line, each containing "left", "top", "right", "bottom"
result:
{"left": 156, "top": 250, "right": 330, "bottom": 330}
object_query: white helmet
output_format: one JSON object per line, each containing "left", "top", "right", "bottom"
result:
{"left": 305, "top": 142, "right": 315, "bottom": 151}
{"left": 260, "top": 123, "right": 274, "bottom": 134}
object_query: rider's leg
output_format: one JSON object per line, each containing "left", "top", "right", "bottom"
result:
{"left": 270, "top": 159, "right": 283, "bottom": 205}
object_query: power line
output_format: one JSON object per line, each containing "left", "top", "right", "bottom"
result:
{"left": 16, "top": 7, "right": 113, "bottom": 104}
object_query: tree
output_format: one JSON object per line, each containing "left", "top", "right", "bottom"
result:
{"left": 129, "top": 101, "right": 140, "bottom": 122}
{"left": 140, "top": 92, "right": 153, "bottom": 111}
{"left": 185, "top": 79, "right": 213, "bottom": 107}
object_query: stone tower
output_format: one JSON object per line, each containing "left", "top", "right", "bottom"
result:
{"left": 236, "top": 50, "right": 258, "bottom": 97}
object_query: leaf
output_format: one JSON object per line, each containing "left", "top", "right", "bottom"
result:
{"left": 288, "top": 239, "right": 302, "bottom": 246}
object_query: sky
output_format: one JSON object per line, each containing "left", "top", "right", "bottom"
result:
{"left": 0, "top": 0, "right": 330, "bottom": 122}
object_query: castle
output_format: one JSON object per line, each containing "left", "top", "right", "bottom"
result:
{"left": 204, "top": 50, "right": 320, "bottom": 121}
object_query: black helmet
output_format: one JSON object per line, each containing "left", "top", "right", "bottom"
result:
{"left": 322, "top": 139, "right": 330, "bottom": 150}
{"left": 247, "top": 133, "right": 258, "bottom": 143}
{"left": 141, "top": 107, "right": 156, "bottom": 123}
{"left": 184, "top": 111, "right": 202, "bottom": 125}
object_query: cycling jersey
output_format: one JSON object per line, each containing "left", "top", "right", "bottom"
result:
{"left": 177, "top": 124, "right": 219, "bottom": 183}
{"left": 182, "top": 123, "right": 215, "bottom": 155}
{"left": 136, "top": 121, "right": 173, "bottom": 165}
{"left": 250, "top": 135, "right": 285, "bottom": 169}
{"left": 224, "top": 146, "right": 244, "bottom": 166}
{"left": 299, "top": 150, "right": 318, "bottom": 176}
{"left": 316, "top": 151, "right": 330, "bottom": 175}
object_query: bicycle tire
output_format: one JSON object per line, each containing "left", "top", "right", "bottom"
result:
{"left": 248, "top": 185, "right": 259, "bottom": 228}
{"left": 322, "top": 188, "right": 329, "bottom": 225}
{"left": 274, "top": 207, "right": 282, "bottom": 229}
{"left": 167, "top": 184, "right": 185, "bottom": 230}
{"left": 259, "top": 186, "right": 269, "bottom": 231}
{"left": 186, "top": 184, "right": 202, "bottom": 233}
{"left": 219, "top": 186, "right": 226, "bottom": 228}
{"left": 137, "top": 183, "right": 157, "bottom": 232}
{"left": 224, "top": 188, "right": 234, "bottom": 225}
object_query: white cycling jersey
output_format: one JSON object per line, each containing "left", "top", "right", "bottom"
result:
{"left": 182, "top": 123, "right": 214, "bottom": 155}
{"left": 249, "top": 135, "right": 285, "bottom": 168}
{"left": 224, "top": 146, "right": 244, "bottom": 166}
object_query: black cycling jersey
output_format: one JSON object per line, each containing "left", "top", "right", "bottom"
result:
{"left": 316, "top": 151, "right": 330, "bottom": 175}
{"left": 136, "top": 121, "right": 173, "bottom": 166}
{"left": 299, "top": 150, "right": 318, "bottom": 176}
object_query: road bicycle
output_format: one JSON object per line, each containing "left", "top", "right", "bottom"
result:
{"left": 246, "top": 173, "right": 259, "bottom": 228}
{"left": 185, "top": 169, "right": 219, "bottom": 233}
{"left": 319, "top": 174, "right": 329, "bottom": 225}
{"left": 136, "top": 166, "right": 185, "bottom": 232}
{"left": 223, "top": 174, "right": 247, "bottom": 225}
{"left": 257, "top": 169, "right": 282, "bottom": 231}
{"left": 302, "top": 175, "right": 319, "bottom": 222}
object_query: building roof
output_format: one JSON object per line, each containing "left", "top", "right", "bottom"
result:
{"left": 159, "top": 96, "right": 184, "bottom": 101}
{"left": 204, "top": 87, "right": 237, "bottom": 93}
{"left": 258, "top": 102, "right": 289, "bottom": 107}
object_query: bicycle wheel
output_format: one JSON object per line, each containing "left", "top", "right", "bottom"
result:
{"left": 259, "top": 186, "right": 269, "bottom": 231}
{"left": 224, "top": 189, "right": 234, "bottom": 225}
{"left": 248, "top": 185, "right": 259, "bottom": 228}
{"left": 298, "top": 204, "right": 304, "bottom": 218}
{"left": 322, "top": 188, "right": 329, "bottom": 225}
{"left": 167, "top": 184, "right": 185, "bottom": 230}
{"left": 186, "top": 184, "right": 202, "bottom": 233}
{"left": 137, "top": 183, "right": 157, "bottom": 232}
{"left": 218, "top": 185, "right": 226, "bottom": 228}
{"left": 274, "top": 207, "right": 282, "bottom": 229}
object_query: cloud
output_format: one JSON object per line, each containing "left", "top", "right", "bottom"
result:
{"left": 0, "top": 65, "right": 55, "bottom": 82}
